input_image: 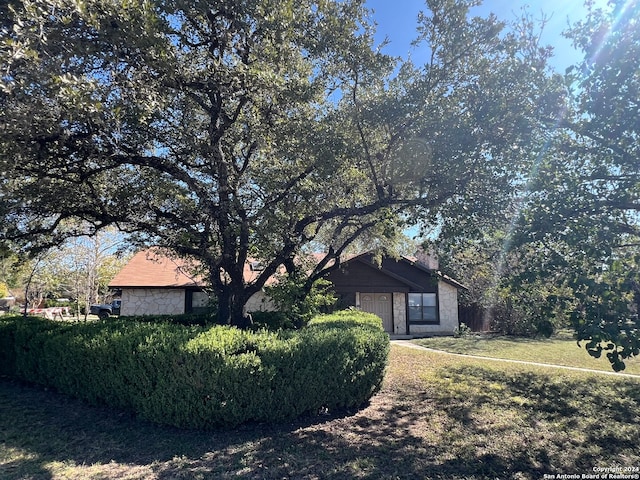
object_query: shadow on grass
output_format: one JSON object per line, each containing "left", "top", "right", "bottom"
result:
{"left": 2, "top": 360, "right": 640, "bottom": 479}
{"left": 436, "top": 365, "right": 640, "bottom": 470}
{"left": 0, "top": 379, "right": 521, "bottom": 479}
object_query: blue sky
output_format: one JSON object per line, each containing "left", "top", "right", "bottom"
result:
{"left": 365, "top": 0, "right": 611, "bottom": 71}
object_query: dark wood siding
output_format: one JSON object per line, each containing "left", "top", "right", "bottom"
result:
{"left": 326, "top": 259, "right": 410, "bottom": 293}
{"left": 326, "top": 254, "right": 438, "bottom": 294}
{"left": 377, "top": 257, "right": 438, "bottom": 292}
{"left": 335, "top": 292, "right": 357, "bottom": 310}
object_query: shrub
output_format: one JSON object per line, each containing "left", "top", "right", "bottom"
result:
{"left": 0, "top": 316, "right": 21, "bottom": 375}
{"left": 250, "top": 310, "right": 295, "bottom": 330}
{"left": 121, "top": 311, "right": 220, "bottom": 326}
{"left": 0, "top": 282, "right": 9, "bottom": 299}
{"left": 0, "top": 310, "right": 388, "bottom": 429}
{"left": 264, "top": 276, "right": 337, "bottom": 328}
{"left": 454, "top": 322, "right": 472, "bottom": 337}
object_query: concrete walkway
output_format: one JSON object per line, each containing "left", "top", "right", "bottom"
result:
{"left": 391, "top": 340, "right": 640, "bottom": 379}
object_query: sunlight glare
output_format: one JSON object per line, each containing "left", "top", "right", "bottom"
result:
{"left": 585, "top": 0, "right": 639, "bottom": 66}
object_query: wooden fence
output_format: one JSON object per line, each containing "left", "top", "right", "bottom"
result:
{"left": 458, "top": 304, "right": 491, "bottom": 332}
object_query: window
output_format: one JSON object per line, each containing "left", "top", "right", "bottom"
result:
{"left": 191, "top": 291, "right": 209, "bottom": 310}
{"left": 249, "top": 261, "right": 264, "bottom": 271}
{"left": 408, "top": 293, "right": 437, "bottom": 323}
{"left": 186, "top": 290, "right": 211, "bottom": 314}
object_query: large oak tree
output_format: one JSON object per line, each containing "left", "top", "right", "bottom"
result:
{"left": 510, "top": 0, "right": 640, "bottom": 369}
{"left": 1, "top": 0, "right": 557, "bottom": 325}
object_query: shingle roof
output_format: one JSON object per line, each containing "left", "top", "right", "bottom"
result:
{"left": 109, "top": 249, "right": 466, "bottom": 291}
{"left": 108, "top": 249, "right": 285, "bottom": 288}
{"left": 109, "top": 249, "right": 204, "bottom": 288}
{"left": 401, "top": 255, "right": 468, "bottom": 290}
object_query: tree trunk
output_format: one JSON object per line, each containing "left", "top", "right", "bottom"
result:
{"left": 23, "top": 256, "right": 42, "bottom": 317}
{"left": 216, "top": 284, "right": 252, "bottom": 328}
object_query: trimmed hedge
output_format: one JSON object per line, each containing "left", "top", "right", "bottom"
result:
{"left": 119, "top": 311, "right": 220, "bottom": 326}
{"left": 0, "top": 310, "right": 389, "bottom": 428}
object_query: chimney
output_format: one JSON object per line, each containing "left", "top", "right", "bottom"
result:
{"left": 414, "top": 247, "right": 439, "bottom": 270}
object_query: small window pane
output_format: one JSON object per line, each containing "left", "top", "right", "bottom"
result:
{"left": 409, "top": 306, "right": 422, "bottom": 321}
{"left": 422, "top": 294, "right": 436, "bottom": 307}
{"left": 422, "top": 306, "right": 437, "bottom": 321}
{"left": 408, "top": 293, "right": 422, "bottom": 307}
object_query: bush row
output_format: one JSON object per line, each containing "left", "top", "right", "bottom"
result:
{"left": 0, "top": 311, "right": 389, "bottom": 428}
{"left": 120, "top": 311, "right": 219, "bottom": 326}
{"left": 119, "top": 310, "right": 312, "bottom": 330}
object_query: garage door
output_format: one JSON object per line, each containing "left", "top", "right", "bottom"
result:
{"left": 360, "top": 293, "right": 393, "bottom": 333}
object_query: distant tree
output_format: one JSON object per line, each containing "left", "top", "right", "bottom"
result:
{"left": 0, "top": 252, "right": 22, "bottom": 296}
{"left": 21, "top": 251, "right": 64, "bottom": 310}
{"left": 436, "top": 231, "right": 574, "bottom": 337}
{"left": 1, "top": 0, "right": 558, "bottom": 325}
{"left": 61, "top": 229, "right": 129, "bottom": 319}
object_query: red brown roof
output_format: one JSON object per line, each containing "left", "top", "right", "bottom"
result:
{"left": 108, "top": 249, "right": 285, "bottom": 288}
{"left": 109, "top": 249, "right": 204, "bottom": 288}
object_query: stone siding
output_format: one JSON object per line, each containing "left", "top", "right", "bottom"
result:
{"left": 438, "top": 281, "right": 459, "bottom": 328}
{"left": 392, "top": 292, "right": 407, "bottom": 335}
{"left": 120, "top": 288, "right": 185, "bottom": 316}
{"left": 244, "top": 290, "right": 276, "bottom": 313}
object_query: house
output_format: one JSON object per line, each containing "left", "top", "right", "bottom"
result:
{"left": 109, "top": 249, "right": 465, "bottom": 335}
{"left": 324, "top": 252, "right": 465, "bottom": 336}
{"left": 108, "top": 249, "right": 276, "bottom": 317}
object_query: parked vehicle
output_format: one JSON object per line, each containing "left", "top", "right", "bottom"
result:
{"left": 89, "top": 299, "right": 121, "bottom": 320}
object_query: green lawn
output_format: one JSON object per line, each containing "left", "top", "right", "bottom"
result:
{"left": 412, "top": 331, "right": 640, "bottom": 375}
{"left": 2, "top": 344, "right": 640, "bottom": 479}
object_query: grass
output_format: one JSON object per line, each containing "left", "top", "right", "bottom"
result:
{"left": 2, "top": 344, "right": 640, "bottom": 479}
{"left": 412, "top": 331, "right": 640, "bottom": 375}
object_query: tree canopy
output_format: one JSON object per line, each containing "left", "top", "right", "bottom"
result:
{"left": 503, "top": 0, "right": 640, "bottom": 370}
{"left": 1, "top": 0, "right": 559, "bottom": 325}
